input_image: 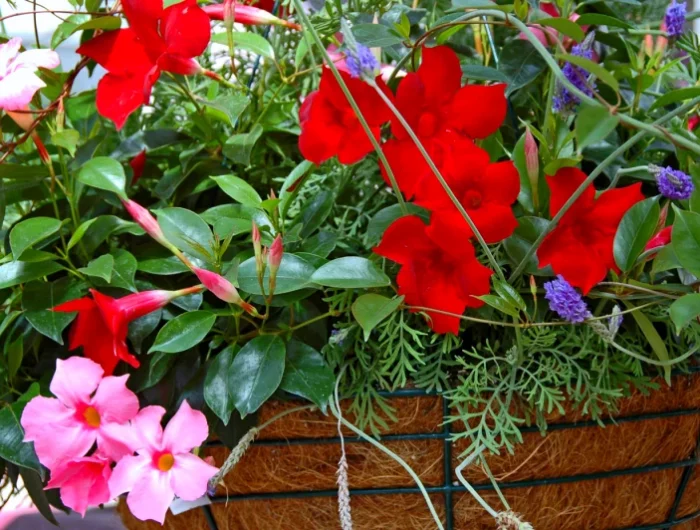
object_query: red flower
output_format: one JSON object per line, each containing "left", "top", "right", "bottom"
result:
{"left": 130, "top": 150, "right": 147, "bottom": 185}
{"left": 537, "top": 167, "right": 643, "bottom": 294}
{"left": 645, "top": 226, "right": 672, "bottom": 253}
{"left": 53, "top": 288, "right": 198, "bottom": 374}
{"left": 77, "top": 0, "right": 211, "bottom": 129}
{"left": 689, "top": 114, "right": 700, "bottom": 132}
{"left": 298, "top": 68, "right": 392, "bottom": 165}
{"left": 413, "top": 141, "right": 520, "bottom": 244}
{"left": 374, "top": 216, "right": 493, "bottom": 335}
{"left": 381, "top": 45, "right": 507, "bottom": 197}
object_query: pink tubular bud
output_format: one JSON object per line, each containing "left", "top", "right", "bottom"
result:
{"left": 202, "top": 3, "right": 302, "bottom": 30}
{"left": 524, "top": 127, "right": 539, "bottom": 209}
{"left": 644, "top": 34, "right": 654, "bottom": 57}
{"left": 268, "top": 235, "right": 283, "bottom": 272}
{"left": 224, "top": 0, "right": 235, "bottom": 28}
{"left": 121, "top": 199, "right": 169, "bottom": 247}
{"left": 645, "top": 226, "right": 672, "bottom": 253}
{"left": 194, "top": 267, "right": 258, "bottom": 316}
{"left": 252, "top": 222, "right": 264, "bottom": 277}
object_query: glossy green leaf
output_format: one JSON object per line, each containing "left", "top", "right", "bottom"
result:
{"left": 560, "top": 53, "right": 619, "bottom": 92}
{"left": 0, "top": 386, "right": 41, "bottom": 472}
{"left": 624, "top": 301, "right": 671, "bottom": 383}
{"left": 211, "top": 175, "right": 262, "bottom": 206}
{"left": 475, "top": 294, "right": 521, "bottom": 318}
{"left": 613, "top": 197, "right": 660, "bottom": 272}
{"left": 212, "top": 31, "right": 275, "bottom": 58}
{"left": 280, "top": 340, "right": 334, "bottom": 409}
{"left": 575, "top": 13, "right": 632, "bottom": 29}
{"left": 78, "top": 254, "right": 114, "bottom": 283}
{"left": 352, "top": 23, "right": 403, "bottom": 47}
{"left": 72, "top": 15, "right": 121, "bottom": 32}
{"left": 66, "top": 218, "right": 97, "bottom": 250}
{"left": 223, "top": 124, "right": 263, "bottom": 165}
{"left": 672, "top": 207, "right": 700, "bottom": 278}
{"left": 133, "top": 351, "right": 176, "bottom": 392}
{"left": 539, "top": 17, "right": 585, "bottom": 42}
{"left": 352, "top": 294, "right": 404, "bottom": 340}
{"left": 493, "top": 280, "right": 527, "bottom": 311}
{"left": 649, "top": 87, "right": 700, "bottom": 112}
{"left": 230, "top": 335, "right": 286, "bottom": 416}
{"left": 311, "top": 257, "right": 390, "bottom": 289}
{"left": 149, "top": 311, "right": 216, "bottom": 354}
{"left": 156, "top": 207, "right": 215, "bottom": 263}
{"left": 238, "top": 254, "right": 316, "bottom": 295}
{"left": 19, "top": 468, "right": 57, "bottom": 525}
{"left": 51, "top": 129, "right": 80, "bottom": 156}
{"left": 0, "top": 261, "right": 63, "bottom": 289}
{"left": 503, "top": 216, "right": 551, "bottom": 276}
{"left": 78, "top": 157, "right": 127, "bottom": 199}
{"left": 576, "top": 104, "right": 620, "bottom": 150}
{"left": 107, "top": 250, "right": 137, "bottom": 291}
{"left": 25, "top": 309, "right": 74, "bottom": 344}
{"left": 201, "top": 94, "right": 250, "bottom": 126}
{"left": 499, "top": 40, "right": 548, "bottom": 95}
{"left": 10, "top": 217, "right": 62, "bottom": 259}
{"left": 669, "top": 294, "right": 700, "bottom": 334}
{"left": 204, "top": 347, "right": 236, "bottom": 424}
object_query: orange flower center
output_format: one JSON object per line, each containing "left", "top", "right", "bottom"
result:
{"left": 157, "top": 453, "right": 175, "bottom": 472}
{"left": 462, "top": 189, "right": 483, "bottom": 209}
{"left": 83, "top": 406, "right": 101, "bottom": 428}
{"left": 417, "top": 112, "right": 438, "bottom": 137}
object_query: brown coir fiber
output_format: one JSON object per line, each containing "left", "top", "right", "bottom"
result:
{"left": 119, "top": 374, "right": 700, "bottom": 529}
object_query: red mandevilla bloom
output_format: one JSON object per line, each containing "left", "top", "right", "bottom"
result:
{"left": 413, "top": 140, "right": 520, "bottom": 244}
{"left": 53, "top": 288, "right": 199, "bottom": 374}
{"left": 381, "top": 45, "right": 507, "bottom": 198}
{"left": 374, "top": 216, "right": 493, "bottom": 335}
{"left": 537, "top": 167, "right": 643, "bottom": 294}
{"left": 298, "top": 68, "right": 392, "bottom": 165}
{"left": 77, "top": 0, "right": 211, "bottom": 129}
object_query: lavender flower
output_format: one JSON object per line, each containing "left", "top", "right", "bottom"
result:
{"left": 553, "top": 40, "right": 596, "bottom": 114}
{"left": 346, "top": 44, "right": 378, "bottom": 79}
{"left": 665, "top": 0, "right": 687, "bottom": 38}
{"left": 651, "top": 165, "right": 694, "bottom": 200}
{"left": 544, "top": 275, "right": 590, "bottom": 323}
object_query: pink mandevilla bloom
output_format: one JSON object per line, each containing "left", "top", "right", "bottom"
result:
{"left": 46, "top": 452, "right": 113, "bottom": 517}
{"left": 109, "top": 401, "right": 218, "bottom": 524}
{"left": 21, "top": 357, "right": 139, "bottom": 470}
{"left": 0, "top": 37, "right": 60, "bottom": 111}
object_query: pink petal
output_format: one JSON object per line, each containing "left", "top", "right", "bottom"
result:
{"left": 0, "top": 38, "right": 22, "bottom": 76}
{"left": 131, "top": 406, "right": 166, "bottom": 453}
{"left": 13, "top": 49, "right": 60, "bottom": 71}
{"left": 97, "top": 421, "right": 137, "bottom": 461}
{"left": 109, "top": 454, "right": 150, "bottom": 497}
{"left": 170, "top": 453, "right": 218, "bottom": 501}
{"left": 47, "top": 456, "right": 112, "bottom": 517}
{"left": 0, "top": 69, "right": 45, "bottom": 111}
{"left": 91, "top": 375, "right": 139, "bottom": 423}
{"left": 33, "top": 422, "right": 95, "bottom": 471}
{"left": 50, "top": 357, "right": 104, "bottom": 409}
{"left": 162, "top": 400, "right": 208, "bottom": 454}
{"left": 126, "top": 469, "right": 174, "bottom": 524}
{"left": 21, "top": 396, "right": 73, "bottom": 442}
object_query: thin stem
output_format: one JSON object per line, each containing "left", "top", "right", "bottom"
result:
{"left": 257, "top": 404, "right": 315, "bottom": 431}
{"left": 370, "top": 82, "right": 504, "bottom": 280}
{"left": 608, "top": 341, "right": 699, "bottom": 367}
{"left": 290, "top": 0, "right": 408, "bottom": 215}
{"left": 455, "top": 445, "right": 499, "bottom": 518}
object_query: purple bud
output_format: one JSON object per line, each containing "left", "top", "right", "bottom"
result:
{"left": 544, "top": 275, "right": 590, "bottom": 324}
{"left": 665, "top": 0, "right": 687, "bottom": 38}
{"left": 346, "top": 44, "right": 378, "bottom": 79}
{"left": 651, "top": 165, "right": 694, "bottom": 200}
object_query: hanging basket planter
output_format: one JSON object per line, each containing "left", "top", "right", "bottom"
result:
{"left": 118, "top": 372, "right": 700, "bottom": 530}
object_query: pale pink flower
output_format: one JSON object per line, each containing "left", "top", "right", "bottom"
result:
{"left": 121, "top": 199, "right": 169, "bottom": 247}
{"left": 21, "top": 357, "right": 139, "bottom": 470}
{"left": 109, "top": 401, "right": 218, "bottom": 524}
{"left": 267, "top": 235, "right": 284, "bottom": 271}
{"left": 46, "top": 453, "right": 113, "bottom": 517}
{"left": 0, "top": 37, "right": 60, "bottom": 111}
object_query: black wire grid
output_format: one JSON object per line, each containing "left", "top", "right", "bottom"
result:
{"left": 200, "top": 384, "right": 700, "bottom": 530}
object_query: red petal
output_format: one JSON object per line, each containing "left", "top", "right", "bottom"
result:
{"left": 374, "top": 216, "right": 434, "bottom": 265}
{"left": 449, "top": 84, "right": 507, "bottom": 139}
{"left": 418, "top": 45, "right": 462, "bottom": 105}
{"left": 429, "top": 205, "right": 518, "bottom": 246}
{"left": 130, "top": 150, "right": 147, "bottom": 185}
{"left": 456, "top": 255, "right": 493, "bottom": 308}
{"left": 592, "top": 183, "right": 644, "bottom": 229}
{"left": 419, "top": 271, "right": 467, "bottom": 335}
{"left": 392, "top": 73, "right": 425, "bottom": 140}
{"left": 77, "top": 29, "right": 152, "bottom": 74}
{"left": 298, "top": 94, "right": 343, "bottom": 164}
{"left": 121, "top": 0, "right": 166, "bottom": 60}
{"left": 337, "top": 124, "right": 378, "bottom": 165}
{"left": 96, "top": 70, "right": 158, "bottom": 130}
{"left": 424, "top": 211, "right": 479, "bottom": 261}
{"left": 380, "top": 139, "right": 429, "bottom": 199}
{"left": 546, "top": 166, "right": 595, "bottom": 219}
{"left": 157, "top": 54, "right": 201, "bottom": 75}
{"left": 162, "top": 1, "right": 211, "bottom": 58}
{"left": 645, "top": 226, "right": 672, "bottom": 251}
{"left": 53, "top": 297, "right": 94, "bottom": 313}
{"left": 482, "top": 161, "right": 520, "bottom": 206}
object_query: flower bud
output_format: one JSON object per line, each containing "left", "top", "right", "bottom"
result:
{"left": 644, "top": 226, "right": 672, "bottom": 253}
{"left": 252, "top": 222, "right": 264, "bottom": 279}
{"left": 643, "top": 33, "right": 654, "bottom": 57}
{"left": 524, "top": 127, "right": 539, "bottom": 210}
{"left": 529, "top": 275, "right": 537, "bottom": 301}
{"left": 202, "top": 3, "right": 301, "bottom": 30}
{"left": 194, "top": 267, "right": 258, "bottom": 316}
{"left": 224, "top": 0, "right": 235, "bottom": 29}
{"left": 121, "top": 199, "right": 169, "bottom": 247}
{"left": 267, "top": 235, "right": 284, "bottom": 295}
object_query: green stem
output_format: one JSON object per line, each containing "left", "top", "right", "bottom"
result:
{"left": 370, "top": 82, "right": 504, "bottom": 280}
{"left": 607, "top": 340, "right": 699, "bottom": 367}
{"left": 290, "top": 0, "right": 408, "bottom": 215}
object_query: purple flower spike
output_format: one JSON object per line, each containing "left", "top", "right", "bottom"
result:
{"left": 346, "top": 44, "right": 378, "bottom": 79}
{"left": 666, "top": 0, "right": 687, "bottom": 38}
{"left": 553, "top": 41, "right": 596, "bottom": 113}
{"left": 544, "top": 275, "right": 590, "bottom": 324}
{"left": 651, "top": 165, "right": 694, "bottom": 200}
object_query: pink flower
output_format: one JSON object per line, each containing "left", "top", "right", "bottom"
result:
{"left": 0, "top": 37, "right": 60, "bottom": 111}
{"left": 268, "top": 235, "right": 283, "bottom": 271}
{"left": 21, "top": 357, "right": 139, "bottom": 470}
{"left": 193, "top": 267, "right": 257, "bottom": 315}
{"left": 121, "top": 199, "right": 169, "bottom": 247}
{"left": 46, "top": 453, "right": 113, "bottom": 517}
{"left": 109, "top": 401, "right": 218, "bottom": 524}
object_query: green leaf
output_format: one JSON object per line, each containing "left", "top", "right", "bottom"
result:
{"left": 669, "top": 294, "right": 700, "bottom": 334}
{"left": 575, "top": 13, "right": 632, "bottom": 29}
{"left": 78, "top": 157, "right": 127, "bottom": 199}
{"left": 72, "top": 15, "right": 121, "bottom": 32}
{"left": 128, "top": 310, "right": 162, "bottom": 354}
{"left": 133, "top": 351, "right": 176, "bottom": 392}
{"left": 212, "top": 31, "right": 275, "bottom": 58}
{"left": 575, "top": 104, "right": 620, "bottom": 150}
{"left": 78, "top": 254, "right": 114, "bottom": 282}
{"left": 0, "top": 261, "right": 62, "bottom": 289}
{"left": 156, "top": 207, "right": 215, "bottom": 263}
{"left": 67, "top": 218, "right": 97, "bottom": 251}
{"left": 352, "top": 294, "right": 404, "bottom": 341}
{"left": 211, "top": 175, "right": 262, "bottom": 206}
{"left": 51, "top": 129, "right": 80, "bottom": 156}
{"left": 352, "top": 23, "right": 404, "bottom": 47}
{"left": 302, "top": 231, "right": 337, "bottom": 258}
{"left": 672, "top": 207, "right": 700, "bottom": 278}
{"left": 499, "top": 40, "right": 548, "bottom": 95}
{"left": 475, "top": 294, "right": 520, "bottom": 318}
{"left": 280, "top": 340, "right": 334, "bottom": 409}
{"left": 238, "top": 254, "right": 316, "bottom": 295}
{"left": 613, "top": 197, "right": 660, "bottom": 272}
{"left": 51, "top": 14, "right": 89, "bottom": 48}
{"left": 108, "top": 250, "right": 137, "bottom": 291}
{"left": 560, "top": 53, "right": 619, "bottom": 92}
{"left": 311, "top": 257, "right": 390, "bottom": 289}
{"left": 10, "top": 217, "right": 62, "bottom": 259}
{"left": 25, "top": 309, "right": 74, "bottom": 344}
{"left": 649, "top": 87, "right": 700, "bottom": 112}
{"left": 461, "top": 65, "right": 509, "bottom": 83}
{"left": 223, "top": 124, "right": 263, "bottom": 165}
{"left": 0, "top": 387, "right": 41, "bottom": 472}
{"left": 204, "top": 347, "right": 237, "bottom": 425}
{"left": 299, "top": 190, "right": 334, "bottom": 238}
{"left": 503, "top": 216, "right": 552, "bottom": 276}
{"left": 493, "top": 280, "right": 527, "bottom": 312}
{"left": 366, "top": 203, "right": 427, "bottom": 246}
{"left": 149, "top": 311, "right": 216, "bottom": 354}
{"left": 539, "top": 17, "right": 585, "bottom": 42}
{"left": 623, "top": 301, "right": 671, "bottom": 383}
{"left": 230, "top": 335, "right": 286, "bottom": 416}
{"left": 19, "top": 468, "right": 58, "bottom": 525}
{"left": 0, "top": 164, "right": 48, "bottom": 180}
{"left": 201, "top": 94, "right": 250, "bottom": 126}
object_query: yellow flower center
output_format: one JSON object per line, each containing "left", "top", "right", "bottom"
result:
{"left": 83, "top": 406, "right": 101, "bottom": 428}
{"left": 157, "top": 453, "right": 175, "bottom": 472}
